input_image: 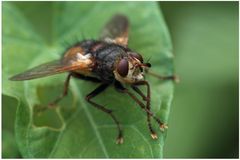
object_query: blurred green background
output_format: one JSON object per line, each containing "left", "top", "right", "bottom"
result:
{"left": 2, "top": 1, "right": 239, "bottom": 158}
{"left": 161, "top": 2, "right": 239, "bottom": 158}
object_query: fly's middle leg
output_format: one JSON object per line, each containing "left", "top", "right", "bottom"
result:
{"left": 85, "top": 83, "right": 124, "bottom": 144}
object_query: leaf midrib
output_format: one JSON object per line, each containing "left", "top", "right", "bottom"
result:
{"left": 67, "top": 80, "right": 109, "bottom": 157}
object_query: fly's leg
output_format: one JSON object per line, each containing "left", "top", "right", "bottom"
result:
{"left": 131, "top": 85, "right": 148, "bottom": 101}
{"left": 86, "top": 83, "right": 124, "bottom": 144}
{"left": 35, "top": 73, "right": 72, "bottom": 113}
{"left": 48, "top": 73, "right": 72, "bottom": 108}
{"left": 48, "top": 73, "right": 102, "bottom": 108}
{"left": 127, "top": 89, "right": 168, "bottom": 132}
{"left": 132, "top": 81, "right": 157, "bottom": 139}
{"left": 146, "top": 69, "right": 180, "bottom": 83}
{"left": 114, "top": 81, "right": 168, "bottom": 132}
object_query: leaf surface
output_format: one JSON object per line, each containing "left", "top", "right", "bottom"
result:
{"left": 3, "top": 2, "right": 174, "bottom": 158}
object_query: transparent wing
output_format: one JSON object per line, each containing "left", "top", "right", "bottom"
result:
{"left": 100, "top": 14, "right": 129, "bottom": 47}
{"left": 9, "top": 56, "right": 93, "bottom": 81}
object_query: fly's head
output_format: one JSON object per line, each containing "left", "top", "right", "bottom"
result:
{"left": 113, "top": 52, "right": 151, "bottom": 84}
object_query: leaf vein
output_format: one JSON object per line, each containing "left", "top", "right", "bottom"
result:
{"left": 70, "top": 81, "right": 109, "bottom": 158}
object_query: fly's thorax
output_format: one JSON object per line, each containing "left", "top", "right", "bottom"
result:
{"left": 91, "top": 44, "right": 128, "bottom": 82}
{"left": 113, "top": 56, "right": 144, "bottom": 84}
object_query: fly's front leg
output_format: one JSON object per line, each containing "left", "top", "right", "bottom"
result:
{"left": 135, "top": 80, "right": 168, "bottom": 132}
{"left": 131, "top": 85, "right": 148, "bottom": 101}
{"left": 85, "top": 83, "right": 124, "bottom": 144}
{"left": 132, "top": 81, "right": 157, "bottom": 139}
{"left": 145, "top": 69, "right": 180, "bottom": 83}
{"left": 114, "top": 81, "right": 168, "bottom": 134}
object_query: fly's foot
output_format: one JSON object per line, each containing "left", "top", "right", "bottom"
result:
{"left": 116, "top": 136, "right": 124, "bottom": 144}
{"left": 150, "top": 132, "right": 158, "bottom": 139}
{"left": 160, "top": 123, "right": 168, "bottom": 132}
{"left": 48, "top": 102, "right": 58, "bottom": 109}
{"left": 173, "top": 75, "right": 180, "bottom": 83}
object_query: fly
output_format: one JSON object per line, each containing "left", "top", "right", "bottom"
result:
{"left": 9, "top": 15, "right": 178, "bottom": 144}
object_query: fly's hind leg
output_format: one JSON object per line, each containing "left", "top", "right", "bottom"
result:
{"left": 49, "top": 73, "right": 102, "bottom": 108}
{"left": 48, "top": 73, "right": 72, "bottom": 108}
{"left": 35, "top": 73, "right": 72, "bottom": 113}
{"left": 85, "top": 83, "right": 124, "bottom": 144}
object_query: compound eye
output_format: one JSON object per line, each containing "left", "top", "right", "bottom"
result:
{"left": 117, "top": 59, "right": 129, "bottom": 77}
{"left": 129, "top": 52, "right": 143, "bottom": 63}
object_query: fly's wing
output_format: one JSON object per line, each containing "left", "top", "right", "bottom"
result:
{"left": 100, "top": 14, "right": 129, "bottom": 47}
{"left": 9, "top": 52, "right": 93, "bottom": 81}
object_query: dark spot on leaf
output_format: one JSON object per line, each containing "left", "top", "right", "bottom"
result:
{"left": 33, "top": 104, "right": 63, "bottom": 129}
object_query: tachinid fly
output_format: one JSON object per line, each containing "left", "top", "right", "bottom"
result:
{"left": 10, "top": 15, "right": 177, "bottom": 144}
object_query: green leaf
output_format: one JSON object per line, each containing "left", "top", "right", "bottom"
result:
{"left": 3, "top": 2, "right": 175, "bottom": 158}
{"left": 2, "top": 95, "right": 21, "bottom": 158}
